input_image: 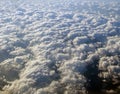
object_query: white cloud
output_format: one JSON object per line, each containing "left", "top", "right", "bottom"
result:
{"left": 0, "top": 0, "right": 120, "bottom": 94}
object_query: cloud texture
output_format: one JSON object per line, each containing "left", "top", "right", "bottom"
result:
{"left": 0, "top": 0, "right": 120, "bottom": 94}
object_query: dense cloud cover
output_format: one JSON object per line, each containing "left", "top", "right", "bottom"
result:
{"left": 0, "top": 0, "right": 120, "bottom": 94}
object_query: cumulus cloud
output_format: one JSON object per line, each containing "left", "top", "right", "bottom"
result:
{"left": 0, "top": 0, "right": 120, "bottom": 94}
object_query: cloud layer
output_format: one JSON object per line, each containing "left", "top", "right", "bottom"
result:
{"left": 0, "top": 0, "right": 120, "bottom": 94}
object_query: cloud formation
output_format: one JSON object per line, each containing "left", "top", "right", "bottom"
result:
{"left": 0, "top": 0, "right": 120, "bottom": 94}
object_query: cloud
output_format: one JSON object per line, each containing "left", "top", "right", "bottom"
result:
{"left": 0, "top": 0, "right": 120, "bottom": 94}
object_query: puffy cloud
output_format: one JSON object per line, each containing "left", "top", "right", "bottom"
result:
{"left": 0, "top": 0, "right": 120, "bottom": 94}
